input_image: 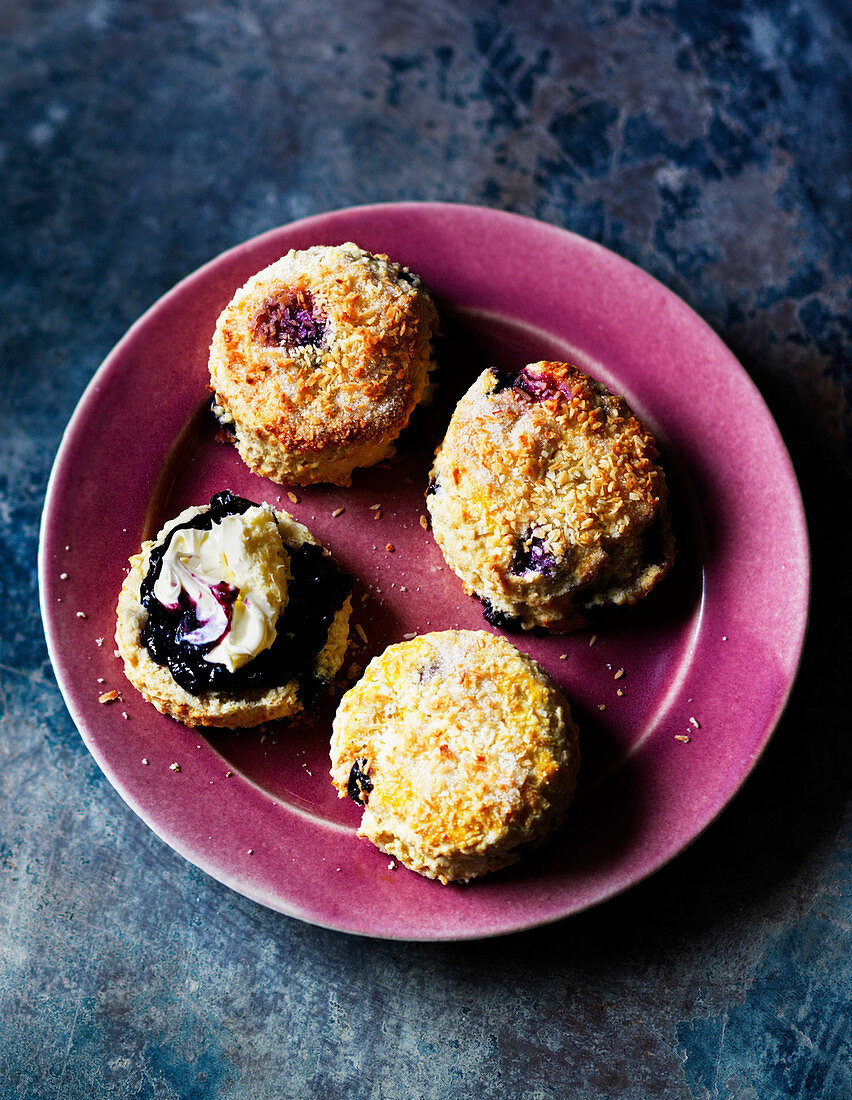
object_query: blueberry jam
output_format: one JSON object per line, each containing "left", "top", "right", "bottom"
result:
{"left": 253, "top": 290, "right": 325, "bottom": 349}
{"left": 347, "top": 759, "right": 373, "bottom": 804}
{"left": 511, "top": 532, "right": 559, "bottom": 577}
{"left": 490, "top": 366, "right": 573, "bottom": 403}
{"left": 140, "top": 491, "right": 352, "bottom": 701}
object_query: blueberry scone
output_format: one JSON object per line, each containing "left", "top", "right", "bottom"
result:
{"left": 427, "top": 362, "right": 674, "bottom": 632}
{"left": 330, "top": 630, "right": 579, "bottom": 883}
{"left": 209, "top": 243, "right": 438, "bottom": 486}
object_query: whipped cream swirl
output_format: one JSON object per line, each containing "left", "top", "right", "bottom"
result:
{"left": 153, "top": 506, "right": 288, "bottom": 671}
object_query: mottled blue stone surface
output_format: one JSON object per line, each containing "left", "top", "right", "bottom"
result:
{"left": 1, "top": 1, "right": 850, "bottom": 1097}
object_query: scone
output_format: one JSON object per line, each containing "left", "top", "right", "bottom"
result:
{"left": 208, "top": 243, "right": 438, "bottom": 486}
{"left": 116, "top": 490, "right": 352, "bottom": 727}
{"left": 330, "top": 630, "right": 579, "bottom": 883}
{"left": 427, "top": 362, "right": 674, "bottom": 632}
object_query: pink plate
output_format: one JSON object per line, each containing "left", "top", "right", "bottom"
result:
{"left": 39, "top": 203, "right": 809, "bottom": 940}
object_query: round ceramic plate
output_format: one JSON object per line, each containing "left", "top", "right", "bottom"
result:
{"left": 40, "top": 203, "right": 809, "bottom": 940}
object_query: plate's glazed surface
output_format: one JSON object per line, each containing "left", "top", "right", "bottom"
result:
{"left": 39, "top": 203, "right": 809, "bottom": 940}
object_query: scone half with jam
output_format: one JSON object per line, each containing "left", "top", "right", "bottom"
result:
{"left": 116, "top": 490, "right": 351, "bottom": 728}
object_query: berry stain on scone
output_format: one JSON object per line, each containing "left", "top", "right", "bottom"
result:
{"left": 116, "top": 491, "right": 352, "bottom": 727}
{"left": 209, "top": 243, "right": 438, "bottom": 487}
{"left": 330, "top": 630, "right": 580, "bottom": 884}
{"left": 427, "top": 362, "right": 675, "bottom": 633}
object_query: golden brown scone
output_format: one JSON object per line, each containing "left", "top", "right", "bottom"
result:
{"left": 209, "top": 243, "right": 438, "bottom": 486}
{"left": 427, "top": 362, "right": 674, "bottom": 632}
{"left": 116, "top": 491, "right": 351, "bottom": 728}
{"left": 330, "top": 630, "right": 579, "bottom": 883}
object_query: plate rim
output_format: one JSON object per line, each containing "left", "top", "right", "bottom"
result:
{"left": 39, "top": 201, "right": 811, "bottom": 940}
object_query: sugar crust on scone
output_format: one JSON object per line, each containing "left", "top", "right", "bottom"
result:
{"left": 116, "top": 504, "right": 351, "bottom": 728}
{"left": 209, "top": 243, "right": 438, "bottom": 487}
{"left": 330, "top": 630, "right": 580, "bottom": 884}
{"left": 427, "top": 362, "right": 675, "bottom": 632}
